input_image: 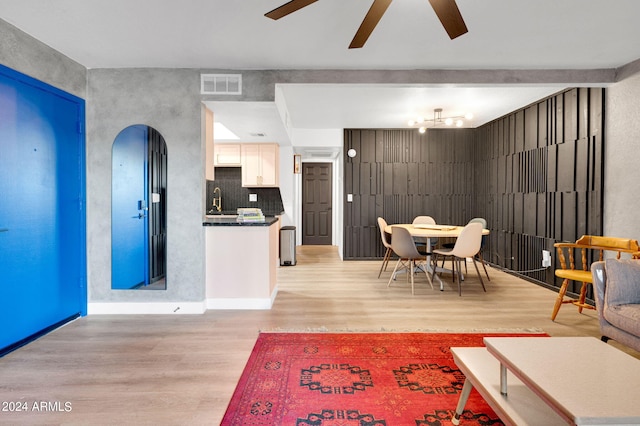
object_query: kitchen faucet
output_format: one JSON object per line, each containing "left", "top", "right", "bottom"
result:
{"left": 212, "top": 187, "right": 222, "bottom": 212}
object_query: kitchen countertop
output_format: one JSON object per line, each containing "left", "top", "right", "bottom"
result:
{"left": 206, "top": 210, "right": 284, "bottom": 216}
{"left": 203, "top": 216, "right": 279, "bottom": 226}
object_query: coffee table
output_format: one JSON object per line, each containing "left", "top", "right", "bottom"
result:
{"left": 451, "top": 337, "right": 640, "bottom": 425}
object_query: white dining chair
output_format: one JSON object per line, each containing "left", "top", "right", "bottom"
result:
{"left": 412, "top": 215, "right": 438, "bottom": 253}
{"left": 430, "top": 222, "right": 486, "bottom": 296}
{"left": 468, "top": 217, "right": 490, "bottom": 281}
{"left": 439, "top": 217, "right": 490, "bottom": 281}
{"left": 377, "top": 217, "right": 393, "bottom": 278}
{"left": 387, "top": 226, "right": 434, "bottom": 295}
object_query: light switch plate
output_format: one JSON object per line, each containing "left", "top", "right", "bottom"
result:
{"left": 249, "top": 193, "right": 257, "bottom": 202}
{"left": 347, "top": 194, "right": 353, "bottom": 202}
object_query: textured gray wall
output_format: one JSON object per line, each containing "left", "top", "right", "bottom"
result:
{"left": 0, "top": 18, "right": 86, "bottom": 98}
{"left": 200, "top": 68, "right": 617, "bottom": 103}
{"left": 605, "top": 69, "right": 640, "bottom": 242}
{"left": 86, "top": 68, "right": 205, "bottom": 302}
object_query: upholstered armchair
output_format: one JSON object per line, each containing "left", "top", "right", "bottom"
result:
{"left": 591, "top": 259, "right": 640, "bottom": 352}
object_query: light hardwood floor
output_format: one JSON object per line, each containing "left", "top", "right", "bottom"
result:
{"left": 0, "top": 246, "right": 637, "bottom": 425}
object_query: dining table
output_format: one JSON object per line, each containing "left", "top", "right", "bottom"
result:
{"left": 384, "top": 223, "right": 490, "bottom": 290}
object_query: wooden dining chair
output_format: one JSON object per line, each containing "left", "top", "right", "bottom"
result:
{"left": 376, "top": 217, "right": 393, "bottom": 278}
{"left": 551, "top": 235, "right": 640, "bottom": 321}
{"left": 387, "top": 226, "right": 434, "bottom": 295}
{"left": 430, "top": 222, "right": 485, "bottom": 296}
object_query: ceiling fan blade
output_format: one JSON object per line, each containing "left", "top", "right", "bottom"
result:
{"left": 349, "top": 0, "right": 393, "bottom": 49}
{"left": 428, "top": 0, "right": 468, "bottom": 39}
{"left": 265, "top": 0, "right": 319, "bottom": 20}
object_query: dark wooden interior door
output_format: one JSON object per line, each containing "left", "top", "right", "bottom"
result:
{"left": 302, "top": 163, "right": 332, "bottom": 245}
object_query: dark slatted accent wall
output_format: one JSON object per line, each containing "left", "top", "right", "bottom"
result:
{"left": 344, "top": 88, "right": 605, "bottom": 297}
{"left": 344, "top": 128, "right": 476, "bottom": 260}
{"left": 475, "top": 87, "right": 604, "bottom": 295}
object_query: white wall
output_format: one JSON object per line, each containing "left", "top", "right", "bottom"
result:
{"left": 278, "top": 144, "right": 296, "bottom": 227}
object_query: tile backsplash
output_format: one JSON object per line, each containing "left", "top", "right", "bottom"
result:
{"left": 206, "top": 167, "right": 284, "bottom": 216}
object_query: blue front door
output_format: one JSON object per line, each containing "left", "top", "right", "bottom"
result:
{"left": 111, "top": 125, "right": 149, "bottom": 289}
{"left": 0, "top": 64, "right": 86, "bottom": 353}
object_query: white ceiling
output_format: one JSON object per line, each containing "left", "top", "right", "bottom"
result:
{"left": 2, "top": 0, "right": 639, "bottom": 70}
{"left": 3, "top": 0, "right": 640, "bottom": 146}
{"left": 276, "top": 84, "right": 569, "bottom": 129}
{"left": 204, "top": 84, "right": 569, "bottom": 145}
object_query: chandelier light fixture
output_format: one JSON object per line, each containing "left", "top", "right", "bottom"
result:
{"left": 408, "top": 108, "right": 474, "bottom": 133}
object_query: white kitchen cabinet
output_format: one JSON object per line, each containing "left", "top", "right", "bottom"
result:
{"left": 214, "top": 144, "right": 242, "bottom": 166}
{"left": 241, "top": 143, "right": 279, "bottom": 187}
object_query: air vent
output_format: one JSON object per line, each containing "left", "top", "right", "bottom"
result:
{"left": 302, "top": 148, "right": 340, "bottom": 159}
{"left": 200, "top": 74, "right": 242, "bottom": 95}
{"left": 310, "top": 151, "right": 334, "bottom": 158}
{"left": 250, "top": 132, "right": 266, "bottom": 137}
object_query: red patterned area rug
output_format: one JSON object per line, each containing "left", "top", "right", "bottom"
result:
{"left": 221, "top": 332, "right": 548, "bottom": 425}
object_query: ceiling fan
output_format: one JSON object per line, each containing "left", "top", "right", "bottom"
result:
{"left": 265, "top": 0, "right": 468, "bottom": 49}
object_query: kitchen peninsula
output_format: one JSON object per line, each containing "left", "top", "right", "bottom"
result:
{"left": 204, "top": 216, "right": 280, "bottom": 309}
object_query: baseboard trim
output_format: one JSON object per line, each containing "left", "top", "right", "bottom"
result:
{"left": 206, "top": 286, "right": 278, "bottom": 310}
{"left": 88, "top": 287, "right": 279, "bottom": 313}
{"left": 87, "top": 301, "right": 206, "bottom": 315}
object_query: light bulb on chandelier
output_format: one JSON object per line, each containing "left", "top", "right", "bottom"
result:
{"left": 407, "top": 108, "right": 473, "bottom": 133}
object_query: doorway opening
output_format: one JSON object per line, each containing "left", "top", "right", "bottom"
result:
{"left": 302, "top": 162, "right": 333, "bottom": 245}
